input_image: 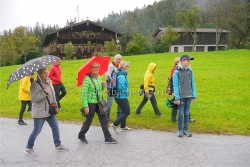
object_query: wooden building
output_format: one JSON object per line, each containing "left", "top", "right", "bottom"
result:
{"left": 153, "top": 28, "right": 229, "bottom": 52}
{"left": 42, "top": 20, "right": 122, "bottom": 59}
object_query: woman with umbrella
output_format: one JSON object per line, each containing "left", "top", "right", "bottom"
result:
{"left": 24, "top": 67, "right": 68, "bottom": 156}
{"left": 78, "top": 62, "right": 117, "bottom": 144}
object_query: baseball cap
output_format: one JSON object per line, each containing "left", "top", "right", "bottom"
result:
{"left": 180, "top": 55, "right": 194, "bottom": 61}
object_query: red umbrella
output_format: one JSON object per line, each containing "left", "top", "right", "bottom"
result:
{"left": 76, "top": 56, "right": 111, "bottom": 86}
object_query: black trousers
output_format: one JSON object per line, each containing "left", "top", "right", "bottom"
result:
{"left": 135, "top": 92, "right": 162, "bottom": 115}
{"left": 114, "top": 98, "right": 130, "bottom": 128}
{"left": 53, "top": 83, "right": 66, "bottom": 108}
{"left": 19, "top": 100, "right": 31, "bottom": 120}
{"left": 78, "top": 103, "right": 111, "bottom": 140}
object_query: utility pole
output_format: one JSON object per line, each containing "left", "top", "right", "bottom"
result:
{"left": 75, "top": 5, "right": 79, "bottom": 22}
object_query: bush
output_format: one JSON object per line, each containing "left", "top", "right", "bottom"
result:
{"left": 245, "top": 42, "right": 250, "bottom": 50}
{"left": 126, "top": 41, "right": 141, "bottom": 55}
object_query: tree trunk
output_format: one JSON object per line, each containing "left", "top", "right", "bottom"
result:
{"left": 192, "top": 32, "right": 197, "bottom": 52}
{"left": 215, "top": 28, "right": 222, "bottom": 51}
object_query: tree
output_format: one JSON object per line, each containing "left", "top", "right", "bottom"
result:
{"left": 125, "top": 41, "right": 141, "bottom": 55}
{"left": 132, "top": 33, "right": 146, "bottom": 54}
{"left": 18, "top": 45, "right": 41, "bottom": 64}
{"left": 226, "top": 1, "right": 250, "bottom": 49}
{"left": 151, "top": 38, "right": 165, "bottom": 53}
{"left": 11, "top": 26, "right": 38, "bottom": 62}
{"left": 105, "top": 39, "right": 119, "bottom": 56}
{"left": 207, "top": 0, "right": 228, "bottom": 50}
{"left": 125, "top": 33, "right": 146, "bottom": 55}
{"left": 176, "top": 5, "right": 202, "bottom": 52}
{"left": 0, "top": 33, "right": 18, "bottom": 66}
{"left": 64, "top": 41, "right": 74, "bottom": 59}
{"left": 161, "top": 26, "right": 180, "bottom": 52}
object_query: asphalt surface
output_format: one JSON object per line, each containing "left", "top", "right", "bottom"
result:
{"left": 0, "top": 117, "right": 250, "bottom": 167}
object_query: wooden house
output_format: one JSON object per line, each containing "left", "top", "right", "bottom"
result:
{"left": 42, "top": 20, "right": 122, "bottom": 59}
{"left": 153, "top": 28, "right": 229, "bottom": 52}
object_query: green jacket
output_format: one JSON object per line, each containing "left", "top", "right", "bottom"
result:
{"left": 81, "top": 75, "right": 104, "bottom": 108}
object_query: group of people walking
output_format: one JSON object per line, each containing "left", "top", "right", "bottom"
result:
{"left": 19, "top": 53, "right": 196, "bottom": 157}
{"left": 105, "top": 54, "right": 196, "bottom": 137}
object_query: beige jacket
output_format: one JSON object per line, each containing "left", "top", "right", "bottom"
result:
{"left": 30, "top": 80, "right": 57, "bottom": 118}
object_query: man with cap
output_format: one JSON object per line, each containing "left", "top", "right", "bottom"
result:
{"left": 173, "top": 54, "right": 197, "bottom": 137}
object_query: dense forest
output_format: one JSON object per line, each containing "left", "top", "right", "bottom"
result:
{"left": 0, "top": 0, "right": 249, "bottom": 66}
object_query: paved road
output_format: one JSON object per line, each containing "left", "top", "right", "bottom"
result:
{"left": 0, "top": 117, "right": 250, "bottom": 167}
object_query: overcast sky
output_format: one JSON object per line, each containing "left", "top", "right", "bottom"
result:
{"left": 0, "top": 0, "right": 160, "bottom": 33}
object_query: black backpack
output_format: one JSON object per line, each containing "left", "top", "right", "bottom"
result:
{"left": 166, "top": 77, "right": 173, "bottom": 95}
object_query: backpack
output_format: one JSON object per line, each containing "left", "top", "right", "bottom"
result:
{"left": 107, "top": 70, "right": 124, "bottom": 96}
{"left": 166, "top": 77, "right": 173, "bottom": 95}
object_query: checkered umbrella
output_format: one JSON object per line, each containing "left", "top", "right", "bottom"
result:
{"left": 7, "top": 55, "right": 61, "bottom": 89}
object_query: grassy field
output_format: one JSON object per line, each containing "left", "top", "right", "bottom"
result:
{"left": 1, "top": 50, "right": 250, "bottom": 135}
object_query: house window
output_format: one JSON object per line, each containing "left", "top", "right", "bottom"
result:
{"left": 174, "top": 47, "right": 178, "bottom": 52}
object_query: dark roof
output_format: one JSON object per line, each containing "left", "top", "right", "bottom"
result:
{"left": 153, "top": 27, "right": 229, "bottom": 37}
{"left": 42, "top": 20, "right": 122, "bottom": 47}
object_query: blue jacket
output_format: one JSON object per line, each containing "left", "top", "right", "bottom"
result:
{"left": 115, "top": 69, "right": 129, "bottom": 99}
{"left": 173, "top": 65, "right": 197, "bottom": 100}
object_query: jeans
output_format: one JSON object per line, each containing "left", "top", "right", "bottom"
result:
{"left": 178, "top": 98, "right": 192, "bottom": 131}
{"left": 19, "top": 100, "right": 32, "bottom": 120}
{"left": 114, "top": 98, "right": 130, "bottom": 128}
{"left": 26, "top": 114, "right": 61, "bottom": 148}
{"left": 53, "top": 83, "right": 67, "bottom": 108}
{"left": 106, "top": 95, "right": 122, "bottom": 119}
{"left": 135, "top": 92, "right": 162, "bottom": 115}
{"left": 78, "top": 103, "right": 111, "bottom": 140}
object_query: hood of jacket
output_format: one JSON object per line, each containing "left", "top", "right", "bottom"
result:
{"left": 115, "top": 69, "right": 128, "bottom": 76}
{"left": 176, "top": 64, "right": 191, "bottom": 71}
{"left": 147, "top": 63, "right": 157, "bottom": 74}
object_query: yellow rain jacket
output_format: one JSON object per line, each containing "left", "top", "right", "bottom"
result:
{"left": 144, "top": 63, "right": 156, "bottom": 94}
{"left": 19, "top": 76, "right": 31, "bottom": 101}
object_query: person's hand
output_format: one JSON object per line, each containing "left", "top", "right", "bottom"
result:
{"left": 192, "top": 98, "right": 196, "bottom": 102}
{"left": 102, "top": 81, "right": 106, "bottom": 87}
{"left": 145, "top": 93, "right": 151, "bottom": 99}
{"left": 84, "top": 107, "right": 89, "bottom": 115}
{"left": 44, "top": 87, "right": 49, "bottom": 93}
{"left": 46, "top": 79, "right": 50, "bottom": 85}
{"left": 175, "top": 100, "right": 180, "bottom": 105}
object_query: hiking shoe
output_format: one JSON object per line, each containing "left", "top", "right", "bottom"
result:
{"left": 135, "top": 112, "right": 141, "bottom": 115}
{"left": 189, "top": 118, "right": 195, "bottom": 123}
{"left": 120, "top": 126, "right": 131, "bottom": 131}
{"left": 156, "top": 114, "right": 165, "bottom": 117}
{"left": 110, "top": 123, "right": 120, "bottom": 133}
{"left": 177, "top": 130, "right": 183, "bottom": 137}
{"left": 55, "top": 145, "right": 69, "bottom": 151}
{"left": 18, "top": 120, "right": 27, "bottom": 125}
{"left": 24, "top": 148, "right": 37, "bottom": 157}
{"left": 183, "top": 129, "right": 192, "bottom": 137}
{"left": 27, "top": 110, "right": 32, "bottom": 113}
{"left": 105, "top": 137, "right": 117, "bottom": 144}
{"left": 80, "top": 138, "right": 88, "bottom": 144}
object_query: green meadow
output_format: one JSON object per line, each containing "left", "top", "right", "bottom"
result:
{"left": 1, "top": 50, "right": 250, "bottom": 135}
